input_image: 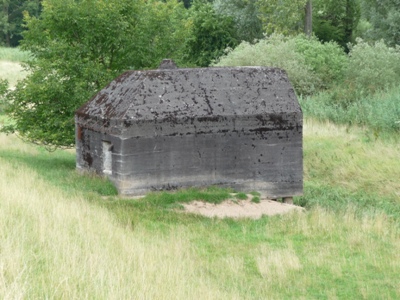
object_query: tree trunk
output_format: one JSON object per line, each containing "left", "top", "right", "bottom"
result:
{"left": 305, "top": 0, "right": 312, "bottom": 37}
{"left": 2, "top": 1, "right": 10, "bottom": 46}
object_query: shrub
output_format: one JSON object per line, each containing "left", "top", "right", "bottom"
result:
{"left": 214, "top": 34, "right": 347, "bottom": 95}
{"left": 214, "top": 34, "right": 321, "bottom": 95}
{"left": 345, "top": 38, "right": 400, "bottom": 95}
{"left": 293, "top": 35, "right": 348, "bottom": 89}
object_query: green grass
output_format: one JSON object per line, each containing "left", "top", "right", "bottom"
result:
{"left": 234, "top": 192, "right": 248, "bottom": 200}
{"left": 301, "top": 85, "right": 400, "bottom": 138}
{"left": 1, "top": 118, "right": 400, "bottom": 298}
{"left": 0, "top": 46, "right": 31, "bottom": 62}
{"left": 251, "top": 196, "right": 260, "bottom": 203}
{"left": 0, "top": 147, "right": 117, "bottom": 197}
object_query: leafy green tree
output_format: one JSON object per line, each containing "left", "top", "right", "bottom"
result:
{"left": 256, "top": 0, "right": 308, "bottom": 35}
{"left": 1, "top": 0, "right": 189, "bottom": 149}
{"left": 313, "top": 0, "right": 361, "bottom": 49}
{"left": 360, "top": 0, "right": 400, "bottom": 46}
{"left": 183, "top": 0, "right": 238, "bottom": 67}
{"left": 0, "top": 0, "right": 41, "bottom": 47}
{"left": 213, "top": 0, "right": 263, "bottom": 42}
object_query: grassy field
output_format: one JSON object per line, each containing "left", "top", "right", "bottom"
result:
{"left": 1, "top": 47, "right": 400, "bottom": 298}
{"left": 1, "top": 120, "right": 399, "bottom": 299}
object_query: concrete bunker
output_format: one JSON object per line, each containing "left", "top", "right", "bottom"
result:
{"left": 75, "top": 62, "right": 303, "bottom": 198}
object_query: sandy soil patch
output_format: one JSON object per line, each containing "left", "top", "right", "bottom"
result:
{"left": 182, "top": 198, "right": 304, "bottom": 219}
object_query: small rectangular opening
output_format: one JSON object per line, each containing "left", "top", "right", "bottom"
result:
{"left": 102, "top": 141, "right": 113, "bottom": 175}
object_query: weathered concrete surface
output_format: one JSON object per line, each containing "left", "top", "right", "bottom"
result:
{"left": 75, "top": 66, "right": 303, "bottom": 198}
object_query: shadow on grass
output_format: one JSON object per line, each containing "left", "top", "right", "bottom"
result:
{"left": 0, "top": 148, "right": 117, "bottom": 196}
{"left": 0, "top": 147, "right": 237, "bottom": 220}
{"left": 3, "top": 141, "right": 399, "bottom": 227}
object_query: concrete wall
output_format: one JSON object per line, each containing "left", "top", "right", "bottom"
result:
{"left": 75, "top": 66, "right": 303, "bottom": 198}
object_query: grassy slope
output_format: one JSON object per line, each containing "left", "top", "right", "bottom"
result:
{"left": 1, "top": 120, "right": 399, "bottom": 299}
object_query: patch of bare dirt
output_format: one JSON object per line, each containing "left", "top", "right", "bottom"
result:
{"left": 182, "top": 197, "right": 304, "bottom": 219}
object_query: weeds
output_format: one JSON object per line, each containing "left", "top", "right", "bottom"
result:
{"left": 301, "top": 85, "right": 400, "bottom": 136}
{"left": 234, "top": 192, "right": 248, "bottom": 200}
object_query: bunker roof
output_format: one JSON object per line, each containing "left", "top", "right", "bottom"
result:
{"left": 76, "top": 66, "right": 301, "bottom": 136}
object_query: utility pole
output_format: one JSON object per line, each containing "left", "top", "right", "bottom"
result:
{"left": 305, "top": 0, "right": 312, "bottom": 37}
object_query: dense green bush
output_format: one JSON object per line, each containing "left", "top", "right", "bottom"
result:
{"left": 313, "top": 39, "right": 400, "bottom": 109}
{"left": 214, "top": 34, "right": 347, "bottom": 95}
{"left": 214, "top": 34, "right": 318, "bottom": 95}
{"left": 345, "top": 39, "right": 400, "bottom": 95}
{"left": 294, "top": 35, "right": 348, "bottom": 89}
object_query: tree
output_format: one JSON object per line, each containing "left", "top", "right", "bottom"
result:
{"left": 313, "top": 0, "right": 361, "bottom": 50}
{"left": 256, "top": 0, "right": 308, "bottom": 35}
{"left": 213, "top": 0, "right": 263, "bottom": 42}
{"left": 360, "top": 0, "right": 400, "bottom": 46}
{"left": 183, "top": 0, "right": 238, "bottom": 67}
{"left": 304, "top": 0, "right": 312, "bottom": 37}
{"left": 1, "top": 0, "right": 190, "bottom": 149}
{"left": 0, "top": 0, "right": 41, "bottom": 47}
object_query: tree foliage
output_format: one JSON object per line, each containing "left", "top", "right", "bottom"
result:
{"left": 313, "top": 0, "right": 361, "bottom": 50}
{"left": 256, "top": 0, "right": 307, "bottom": 35}
{"left": 0, "top": 0, "right": 41, "bottom": 47}
{"left": 360, "top": 0, "right": 400, "bottom": 46}
{"left": 183, "top": 0, "right": 238, "bottom": 67}
{"left": 0, "top": 78, "right": 8, "bottom": 112}
{"left": 1, "top": 0, "right": 189, "bottom": 149}
{"left": 213, "top": 0, "right": 263, "bottom": 42}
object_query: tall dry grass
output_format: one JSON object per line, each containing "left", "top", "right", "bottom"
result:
{"left": 0, "top": 47, "right": 30, "bottom": 88}
{"left": 304, "top": 119, "right": 400, "bottom": 198}
{"left": 1, "top": 124, "right": 400, "bottom": 298}
{"left": 0, "top": 146, "right": 239, "bottom": 299}
{"left": 0, "top": 61, "right": 28, "bottom": 88}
